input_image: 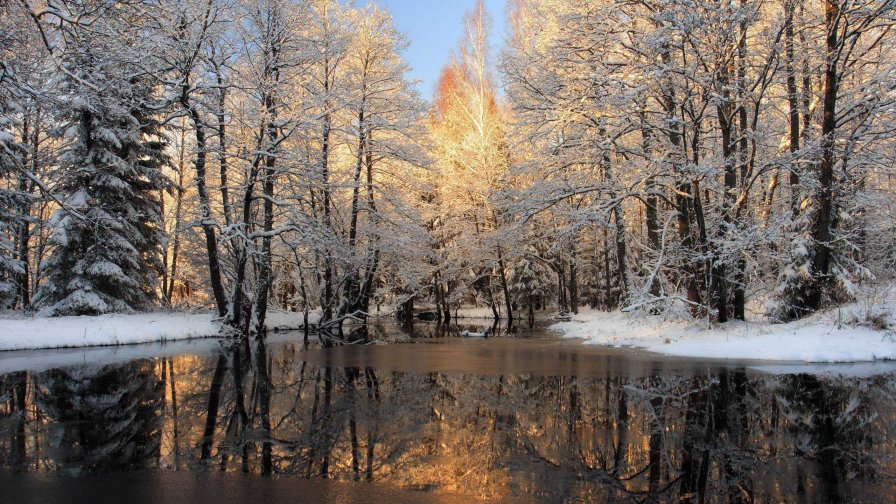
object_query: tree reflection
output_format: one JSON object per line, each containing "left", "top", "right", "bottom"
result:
{"left": 778, "top": 373, "right": 882, "bottom": 503}
{"left": 0, "top": 370, "right": 28, "bottom": 467}
{"left": 34, "top": 360, "right": 162, "bottom": 474}
{"left": 1, "top": 341, "right": 894, "bottom": 502}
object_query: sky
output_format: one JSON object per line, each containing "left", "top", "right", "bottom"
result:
{"left": 371, "top": 0, "right": 508, "bottom": 100}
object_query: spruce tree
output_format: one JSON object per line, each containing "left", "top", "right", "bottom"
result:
{"left": 34, "top": 31, "right": 170, "bottom": 316}
{"left": 0, "top": 75, "right": 26, "bottom": 309}
{"left": 769, "top": 211, "right": 816, "bottom": 321}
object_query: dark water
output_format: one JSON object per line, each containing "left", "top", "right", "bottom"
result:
{"left": 1, "top": 321, "right": 895, "bottom": 503}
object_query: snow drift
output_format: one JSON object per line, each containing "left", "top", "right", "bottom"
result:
{"left": 0, "top": 310, "right": 315, "bottom": 351}
{"left": 551, "top": 303, "right": 896, "bottom": 363}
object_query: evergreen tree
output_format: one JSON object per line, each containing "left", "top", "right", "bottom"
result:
{"left": 769, "top": 211, "right": 816, "bottom": 321}
{"left": 509, "top": 253, "right": 552, "bottom": 322}
{"left": 0, "top": 100, "right": 25, "bottom": 309}
{"left": 0, "top": 46, "right": 26, "bottom": 309}
{"left": 34, "top": 15, "right": 170, "bottom": 316}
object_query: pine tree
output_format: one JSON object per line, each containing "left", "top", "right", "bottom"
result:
{"left": 509, "top": 253, "right": 551, "bottom": 322}
{"left": 34, "top": 26, "right": 170, "bottom": 316}
{"left": 0, "top": 103, "right": 25, "bottom": 309}
{"left": 769, "top": 211, "right": 816, "bottom": 321}
{"left": 0, "top": 59, "right": 26, "bottom": 309}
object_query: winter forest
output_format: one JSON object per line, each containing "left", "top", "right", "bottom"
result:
{"left": 2, "top": 1, "right": 896, "bottom": 501}
{"left": 1, "top": 0, "right": 895, "bottom": 342}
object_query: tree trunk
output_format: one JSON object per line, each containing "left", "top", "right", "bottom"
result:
{"left": 215, "top": 70, "right": 233, "bottom": 229}
{"left": 661, "top": 45, "right": 701, "bottom": 314}
{"left": 603, "top": 228, "right": 612, "bottom": 310}
{"left": 715, "top": 60, "right": 736, "bottom": 324}
{"left": 733, "top": 5, "right": 749, "bottom": 321}
{"left": 321, "top": 109, "right": 334, "bottom": 321}
{"left": 568, "top": 245, "right": 578, "bottom": 314}
{"left": 442, "top": 281, "right": 452, "bottom": 325}
{"left": 319, "top": 49, "right": 335, "bottom": 322}
{"left": 488, "top": 273, "right": 500, "bottom": 320}
{"left": 359, "top": 130, "right": 380, "bottom": 314}
{"left": 14, "top": 117, "right": 36, "bottom": 309}
{"left": 341, "top": 103, "right": 366, "bottom": 317}
{"left": 498, "top": 254, "right": 513, "bottom": 323}
{"left": 528, "top": 293, "right": 535, "bottom": 328}
{"left": 785, "top": 0, "right": 802, "bottom": 216}
{"left": 639, "top": 110, "right": 661, "bottom": 299}
{"left": 402, "top": 295, "right": 414, "bottom": 326}
{"left": 557, "top": 260, "right": 569, "bottom": 314}
{"left": 166, "top": 154, "right": 186, "bottom": 305}
{"left": 808, "top": 0, "right": 841, "bottom": 310}
{"left": 184, "top": 99, "right": 227, "bottom": 317}
{"left": 252, "top": 113, "right": 277, "bottom": 337}
{"left": 227, "top": 121, "right": 265, "bottom": 333}
{"left": 613, "top": 206, "right": 629, "bottom": 307}
{"left": 434, "top": 271, "right": 444, "bottom": 324}
{"left": 15, "top": 181, "right": 30, "bottom": 309}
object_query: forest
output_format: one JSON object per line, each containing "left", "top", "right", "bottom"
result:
{"left": 1, "top": 0, "right": 895, "bottom": 340}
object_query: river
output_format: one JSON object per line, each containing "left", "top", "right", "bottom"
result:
{"left": 1, "top": 321, "right": 894, "bottom": 503}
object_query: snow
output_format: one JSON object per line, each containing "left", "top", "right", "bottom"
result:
{"left": 266, "top": 309, "right": 322, "bottom": 330}
{"left": 551, "top": 306, "right": 896, "bottom": 363}
{"left": 0, "top": 329, "right": 324, "bottom": 375}
{"left": 0, "top": 309, "right": 319, "bottom": 352}
{"left": 454, "top": 306, "right": 505, "bottom": 319}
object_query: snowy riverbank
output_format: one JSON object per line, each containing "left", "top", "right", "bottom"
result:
{"left": 551, "top": 301, "right": 896, "bottom": 363}
{"left": 0, "top": 309, "right": 316, "bottom": 351}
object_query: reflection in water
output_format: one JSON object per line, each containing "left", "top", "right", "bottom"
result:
{"left": 34, "top": 360, "right": 162, "bottom": 475}
{"left": 0, "top": 325, "right": 894, "bottom": 502}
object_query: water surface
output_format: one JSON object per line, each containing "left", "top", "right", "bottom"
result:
{"left": 1, "top": 321, "right": 894, "bottom": 503}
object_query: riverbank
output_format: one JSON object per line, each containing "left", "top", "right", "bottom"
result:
{"left": 0, "top": 309, "right": 316, "bottom": 351}
{"left": 551, "top": 296, "right": 896, "bottom": 363}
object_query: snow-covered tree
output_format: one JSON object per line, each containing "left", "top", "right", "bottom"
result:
{"left": 0, "top": 92, "right": 25, "bottom": 309}
{"left": 508, "top": 251, "right": 552, "bottom": 323}
{"left": 34, "top": 3, "right": 170, "bottom": 315}
{"left": 0, "top": 5, "right": 31, "bottom": 309}
{"left": 502, "top": 0, "right": 896, "bottom": 324}
{"left": 430, "top": 0, "right": 515, "bottom": 321}
{"left": 3, "top": 0, "right": 893, "bottom": 335}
